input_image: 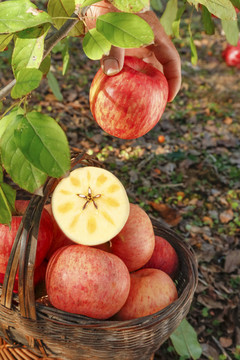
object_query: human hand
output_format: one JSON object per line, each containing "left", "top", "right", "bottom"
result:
{"left": 85, "top": 1, "right": 181, "bottom": 102}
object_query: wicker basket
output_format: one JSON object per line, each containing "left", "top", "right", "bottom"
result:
{"left": 0, "top": 151, "right": 198, "bottom": 360}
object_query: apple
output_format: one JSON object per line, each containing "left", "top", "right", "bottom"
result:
{"left": 222, "top": 40, "right": 240, "bottom": 69}
{"left": 0, "top": 200, "right": 53, "bottom": 276}
{"left": 110, "top": 204, "right": 155, "bottom": 272}
{"left": 44, "top": 203, "right": 74, "bottom": 259}
{"left": 51, "top": 166, "right": 130, "bottom": 246}
{"left": 89, "top": 56, "right": 169, "bottom": 139}
{"left": 142, "top": 235, "right": 179, "bottom": 278}
{"left": 114, "top": 268, "right": 178, "bottom": 320}
{"left": 46, "top": 244, "right": 130, "bottom": 319}
{"left": 0, "top": 259, "right": 48, "bottom": 293}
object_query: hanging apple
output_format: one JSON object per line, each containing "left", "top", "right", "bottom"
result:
{"left": 89, "top": 56, "right": 169, "bottom": 139}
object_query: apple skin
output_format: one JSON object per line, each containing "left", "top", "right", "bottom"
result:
{"left": 114, "top": 268, "right": 178, "bottom": 320}
{"left": 142, "top": 235, "right": 179, "bottom": 278}
{"left": 89, "top": 56, "right": 169, "bottom": 139}
{"left": 45, "top": 244, "right": 131, "bottom": 319}
{"left": 0, "top": 259, "right": 48, "bottom": 293}
{"left": 110, "top": 204, "right": 155, "bottom": 272}
{"left": 0, "top": 200, "right": 53, "bottom": 275}
{"left": 44, "top": 203, "right": 74, "bottom": 260}
{"left": 222, "top": 40, "right": 240, "bottom": 69}
{"left": 45, "top": 204, "right": 111, "bottom": 258}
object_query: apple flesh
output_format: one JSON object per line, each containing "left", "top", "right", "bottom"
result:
{"left": 111, "top": 204, "right": 155, "bottom": 272}
{"left": 89, "top": 56, "right": 169, "bottom": 139}
{"left": 51, "top": 167, "right": 130, "bottom": 246}
{"left": 0, "top": 200, "right": 53, "bottom": 275}
{"left": 115, "top": 268, "right": 178, "bottom": 320}
{"left": 142, "top": 235, "right": 179, "bottom": 278}
{"left": 46, "top": 244, "right": 131, "bottom": 319}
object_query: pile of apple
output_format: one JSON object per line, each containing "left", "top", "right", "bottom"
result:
{"left": 0, "top": 167, "right": 179, "bottom": 321}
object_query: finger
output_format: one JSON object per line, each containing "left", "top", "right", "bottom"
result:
{"left": 138, "top": 11, "right": 181, "bottom": 101}
{"left": 101, "top": 46, "right": 125, "bottom": 76}
{"left": 125, "top": 48, "right": 163, "bottom": 72}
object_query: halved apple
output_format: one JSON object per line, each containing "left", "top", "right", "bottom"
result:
{"left": 51, "top": 167, "right": 130, "bottom": 246}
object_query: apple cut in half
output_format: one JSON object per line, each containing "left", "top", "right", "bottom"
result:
{"left": 51, "top": 167, "right": 130, "bottom": 246}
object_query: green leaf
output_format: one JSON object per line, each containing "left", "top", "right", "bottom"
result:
{"left": 47, "top": 0, "right": 84, "bottom": 37}
{"left": 11, "top": 68, "right": 42, "bottom": 99}
{"left": 0, "top": 181, "right": 16, "bottom": 225}
{"left": 110, "top": 0, "right": 149, "bottom": 12}
{"left": 1, "top": 115, "right": 47, "bottom": 193}
{"left": 96, "top": 12, "right": 154, "bottom": 48}
{"left": 14, "top": 112, "right": 70, "bottom": 178}
{"left": 230, "top": 0, "right": 240, "bottom": 10}
{"left": 201, "top": 5, "right": 215, "bottom": 35}
{"left": 188, "top": 24, "right": 198, "bottom": 65}
{"left": 0, "top": 0, "right": 52, "bottom": 34}
{"left": 170, "top": 319, "right": 202, "bottom": 360}
{"left": 39, "top": 54, "right": 51, "bottom": 75}
{"left": 172, "top": 4, "right": 186, "bottom": 38}
{"left": 150, "top": 0, "right": 163, "bottom": 12}
{"left": 61, "top": 39, "right": 70, "bottom": 75}
{"left": 221, "top": 19, "right": 239, "bottom": 45}
{"left": 83, "top": 28, "right": 111, "bottom": 60}
{"left": 12, "top": 25, "right": 50, "bottom": 77}
{"left": 0, "top": 34, "right": 13, "bottom": 52}
{"left": 0, "top": 107, "right": 24, "bottom": 139}
{"left": 78, "top": 0, "right": 101, "bottom": 6}
{"left": 160, "top": 0, "right": 178, "bottom": 36}
{"left": 189, "top": 0, "right": 237, "bottom": 20}
{"left": 47, "top": 72, "right": 63, "bottom": 101}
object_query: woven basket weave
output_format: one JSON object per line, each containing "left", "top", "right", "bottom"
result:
{"left": 0, "top": 151, "right": 198, "bottom": 360}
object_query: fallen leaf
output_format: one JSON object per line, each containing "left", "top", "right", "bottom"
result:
{"left": 149, "top": 202, "right": 182, "bottom": 226}
{"left": 224, "top": 250, "right": 240, "bottom": 273}
{"left": 219, "top": 209, "right": 234, "bottom": 223}
{"left": 223, "top": 116, "right": 233, "bottom": 125}
{"left": 45, "top": 93, "right": 58, "bottom": 102}
{"left": 202, "top": 216, "right": 214, "bottom": 227}
{"left": 197, "top": 294, "right": 224, "bottom": 309}
{"left": 201, "top": 343, "right": 219, "bottom": 360}
{"left": 219, "top": 337, "right": 232, "bottom": 348}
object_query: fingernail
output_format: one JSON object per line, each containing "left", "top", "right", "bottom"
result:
{"left": 103, "top": 58, "right": 120, "bottom": 76}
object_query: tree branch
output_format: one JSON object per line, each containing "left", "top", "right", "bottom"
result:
{"left": 0, "top": 9, "right": 87, "bottom": 102}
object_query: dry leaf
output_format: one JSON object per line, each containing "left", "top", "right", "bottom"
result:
{"left": 219, "top": 209, "right": 234, "bottom": 223}
{"left": 224, "top": 250, "right": 240, "bottom": 273}
{"left": 149, "top": 202, "right": 182, "bottom": 226}
{"left": 203, "top": 216, "right": 214, "bottom": 227}
{"left": 219, "top": 337, "right": 232, "bottom": 348}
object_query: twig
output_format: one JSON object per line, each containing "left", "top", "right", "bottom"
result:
{"left": 0, "top": 7, "right": 88, "bottom": 102}
{"left": 212, "top": 336, "right": 232, "bottom": 360}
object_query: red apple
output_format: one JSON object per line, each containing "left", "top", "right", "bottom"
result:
{"left": 222, "top": 40, "right": 240, "bottom": 68}
{"left": 111, "top": 204, "right": 155, "bottom": 272}
{"left": 115, "top": 268, "right": 178, "bottom": 320}
{"left": 142, "top": 235, "right": 179, "bottom": 278}
{"left": 0, "top": 259, "right": 48, "bottom": 293}
{"left": 46, "top": 244, "right": 130, "bottom": 319}
{"left": 89, "top": 56, "right": 169, "bottom": 139}
{"left": 0, "top": 200, "right": 53, "bottom": 276}
{"left": 44, "top": 203, "right": 74, "bottom": 259}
